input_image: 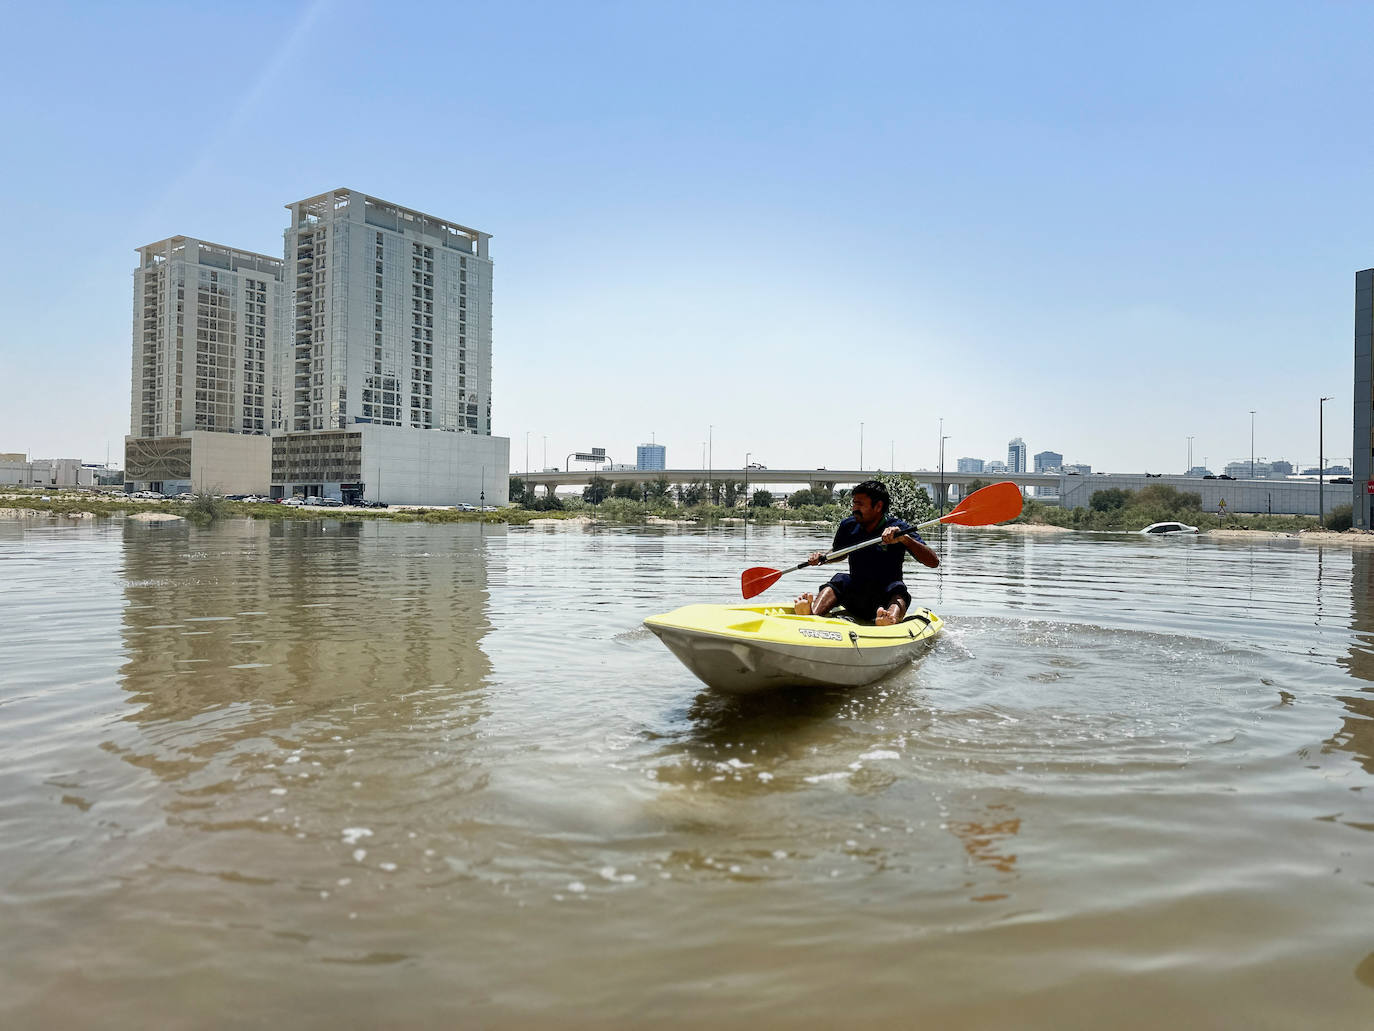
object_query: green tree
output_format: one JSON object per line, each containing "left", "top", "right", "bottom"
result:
{"left": 508, "top": 475, "right": 528, "bottom": 505}
{"left": 583, "top": 476, "right": 610, "bottom": 504}
{"left": 721, "top": 480, "right": 745, "bottom": 507}
{"left": 678, "top": 480, "right": 706, "bottom": 506}
{"left": 789, "top": 487, "right": 823, "bottom": 508}
{"left": 873, "top": 473, "right": 937, "bottom": 523}
{"left": 1090, "top": 488, "right": 1132, "bottom": 512}
{"left": 750, "top": 489, "right": 774, "bottom": 508}
{"left": 1134, "top": 484, "right": 1200, "bottom": 514}
{"left": 612, "top": 479, "right": 641, "bottom": 499}
{"left": 1325, "top": 503, "right": 1353, "bottom": 531}
{"left": 647, "top": 476, "right": 671, "bottom": 500}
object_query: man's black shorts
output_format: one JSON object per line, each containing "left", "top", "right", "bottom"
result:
{"left": 821, "top": 572, "right": 911, "bottom": 619}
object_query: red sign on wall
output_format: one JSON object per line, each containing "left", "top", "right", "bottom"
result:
{"left": 1366, "top": 480, "right": 1374, "bottom": 495}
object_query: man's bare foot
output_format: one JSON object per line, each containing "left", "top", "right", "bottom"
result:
{"left": 794, "top": 593, "right": 814, "bottom": 615}
{"left": 875, "top": 605, "right": 899, "bottom": 626}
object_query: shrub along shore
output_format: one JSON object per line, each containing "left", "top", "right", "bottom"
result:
{"left": 0, "top": 477, "right": 1352, "bottom": 534}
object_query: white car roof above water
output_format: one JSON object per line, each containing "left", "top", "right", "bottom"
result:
{"left": 1140, "top": 521, "right": 1199, "bottom": 534}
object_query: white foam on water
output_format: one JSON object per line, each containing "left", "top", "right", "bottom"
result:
{"left": 269, "top": 788, "right": 287, "bottom": 796}
{"left": 567, "top": 881, "right": 587, "bottom": 893}
{"left": 352, "top": 849, "right": 367, "bottom": 862}
{"left": 860, "top": 750, "right": 901, "bottom": 760}
{"left": 341, "top": 827, "right": 372, "bottom": 845}
{"left": 803, "top": 771, "right": 851, "bottom": 783}
{"left": 379, "top": 862, "right": 397, "bottom": 872}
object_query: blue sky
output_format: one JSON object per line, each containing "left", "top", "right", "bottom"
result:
{"left": 0, "top": 1, "right": 1366, "bottom": 474}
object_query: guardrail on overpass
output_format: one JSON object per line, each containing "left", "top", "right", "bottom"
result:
{"left": 517, "top": 468, "right": 1351, "bottom": 517}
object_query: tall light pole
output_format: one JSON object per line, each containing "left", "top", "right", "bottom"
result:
{"left": 859, "top": 422, "right": 864, "bottom": 470}
{"left": 1249, "top": 410, "right": 1256, "bottom": 479}
{"left": 1320, "top": 396, "right": 1332, "bottom": 524}
{"left": 525, "top": 431, "right": 530, "bottom": 478}
{"left": 1186, "top": 435, "right": 1194, "bottom": 474}
{"left": 890, "top": 440, "right": 895, "bottom": 472}
{"left": 542, "top": 435, "right": 547, "bottom": 471}
{"left": 939, "top": 435, "right": 950, "bottom": 515}
{"left": 708, "top": 424, "right": 713, "bottom": 506}
{"left": 744, "top": 452, "right": 750, "bottom": 516}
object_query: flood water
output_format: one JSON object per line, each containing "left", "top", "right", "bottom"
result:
{"left": 3, "top": 516, "right": 1374, "bottom": 1028}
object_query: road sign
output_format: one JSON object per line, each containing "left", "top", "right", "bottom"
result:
{"left": 1366, "top": 480, "right": 1374, "bottom": 495}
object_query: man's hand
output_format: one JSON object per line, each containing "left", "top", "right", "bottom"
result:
{"left": 806, "top": 551, "right": 826, "bottom": 566}
{"left": 881, "top": 526, "right": 908, "bottom": 545}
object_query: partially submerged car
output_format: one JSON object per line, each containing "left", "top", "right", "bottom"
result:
{"left": 1140, "top": 521, "right": 1199, "bottom": 535}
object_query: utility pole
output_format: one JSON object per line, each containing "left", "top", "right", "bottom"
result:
{"left": 1250, "top": 410, "right": 1256, "bottom": 479}
{"left": 1186, "top": 436, "right": 1194, "bottom": 474}
{"left": 1320, "top": 396, "right": 1332, "bottom": 524}
{"left": 859, "top": 422, "right": 864, "bottom": 471}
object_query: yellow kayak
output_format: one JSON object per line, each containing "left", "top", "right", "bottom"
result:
{"left": 643, "top": 603, "right": 942, "bottom": 695}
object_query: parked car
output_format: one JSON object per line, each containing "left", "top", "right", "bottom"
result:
{"left": 1331, "top": 477, "right": 1353, "bottom": 484}
{"left": 1217, "top": 474, "right": 1235, "bottom": 480}
{"left": 1140, "top": 521, "right": 1199, "bottom": 535}
{"left": 356, "top": 500, "right": 388, "bottom": 509}
{"left": 455, "top": 503, "right": 477, "bottom": 511}
{"left": 315, "top": 497, "right": 343, "bottom": 507}
{"left": 282, "top": 497, "right": 306, "bottom": 506}
{"left": 1203, "top": 474, "right": 1217, "bottom": 479}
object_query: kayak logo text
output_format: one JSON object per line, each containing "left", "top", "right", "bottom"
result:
{"left": 798, "top": 628, "right": 843, "bottom": 641}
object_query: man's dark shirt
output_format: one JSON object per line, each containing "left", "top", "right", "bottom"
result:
{"left": 831, "top": 514, "right": 922, "bottom": 591}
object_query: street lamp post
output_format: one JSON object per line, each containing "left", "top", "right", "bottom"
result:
{"left": 939, "top": 435, "right": 950, "bottom": 515}
{"left": 1250, "top": 410, "right": 1256, "bottom": 479}
{"left": 708, "top": 424, "right": 713, "bottom": 506}
{"left": 1186, "top": 435, "right": 1194, "bottom": 474}
{"left": 1320, "top": 396, "right": 1333, "bottom": 523}
{"left": 744, "top": 452, "right": 750, "bottom": 517}
{"left": 860, "top": 422, "right": 864, "bottom": 471}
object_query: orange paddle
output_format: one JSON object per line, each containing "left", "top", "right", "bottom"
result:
{"left": 740, "top": 480, "right": 1024, "bottom": 599}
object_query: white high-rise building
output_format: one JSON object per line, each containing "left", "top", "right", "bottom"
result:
{"left": 282, "top": 189, "right": 493, "bottom": 435}
{"left": 131, "top": 236, "right": 285, "bottom": 438}
{"left": 1007, "top": 437, "right": 1027, "bottom": 473}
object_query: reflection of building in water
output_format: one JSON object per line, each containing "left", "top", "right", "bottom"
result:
{"left": 116, "top": 520, "right": 497, "bottom": 764}
{"left": 1334, "top": 547, "right": 1374, "bottom": 774}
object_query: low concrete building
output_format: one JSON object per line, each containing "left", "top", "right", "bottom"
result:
{"left": 0, "top": 458, "right": 95, "bottom": 488}
{"left": 270, "top": 424, "right": 508, "bottom": 506}
{"left": 124, "top": 432, "right": 272, "bottom": 495}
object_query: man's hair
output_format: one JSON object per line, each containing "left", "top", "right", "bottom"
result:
{"left": 852, "top": 479, "right": 890, "bottom": 514}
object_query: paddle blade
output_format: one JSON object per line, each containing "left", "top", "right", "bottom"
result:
{"left": 741, "top": 566, "right": 784, "bottom": 599}
{"left": 940, "top": 480, "right": 1024, "bottom": 526}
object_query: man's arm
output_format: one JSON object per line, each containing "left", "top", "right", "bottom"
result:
{"left": 903, "top": 536, "right": 939, "bottom": 568}
{"left": 881, "top": 523, "right": 940, "bottom": 567}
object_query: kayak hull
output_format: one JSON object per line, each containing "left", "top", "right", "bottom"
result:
{"left": 643, "top": 603, "right": 942, "bottom": 695}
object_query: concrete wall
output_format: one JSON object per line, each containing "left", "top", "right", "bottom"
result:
{"left": 356, "top": 426, "right": 508, "bottom": 506}
{"left": 1356, "top": 269, "right": 1372, "bottom": 529}
{"left": 271, "top": 426, "right": 509, "bottom": 506}
{"left": 189, "top": 432, "right": 272, "bottom": 494}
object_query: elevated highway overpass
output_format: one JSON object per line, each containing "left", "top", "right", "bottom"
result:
{"left": 521, "top": 468, "right": 1346, "bottom": 517}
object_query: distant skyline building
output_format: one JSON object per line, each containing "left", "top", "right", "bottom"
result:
{"left": 1063, "top": 463, "right": 1091, "bottom": 476}
{"left": 957, "top": 457, "right": 984, "bottom": 474}
{"left": 282, "top": 188, "right": 493, "bottom": 435}
{"left": 130, "top": 236, "right": 284, "bottom": 439}
{"left": 1007, "top": 437, "right": 1027, "bottom": 474}
{"left": 986, "top": 460, "right": 1008, "bottom": 474}
{"left": 636, "top": 443, "right": 666, "bottom": 471}
{"left": 1033, "top": 450, "right": 1063, "bottom": 473}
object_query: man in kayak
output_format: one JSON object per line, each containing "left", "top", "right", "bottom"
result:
{"left": 794, "top": 480, "right": 939, "bottom": 625}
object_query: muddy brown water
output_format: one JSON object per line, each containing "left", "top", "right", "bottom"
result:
{"left": 2, "top": 518, "right": 1373, "bottom": 1028}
